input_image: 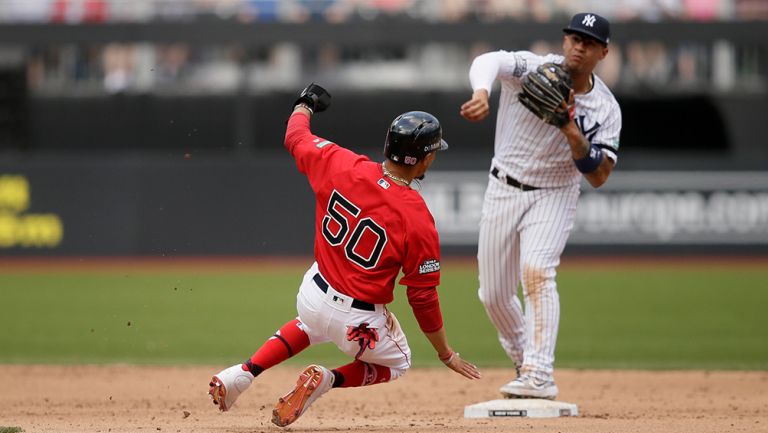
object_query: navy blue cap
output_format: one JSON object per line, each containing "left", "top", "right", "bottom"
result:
{"left": 563, "top": 12, "right": 611, "bottom": 45}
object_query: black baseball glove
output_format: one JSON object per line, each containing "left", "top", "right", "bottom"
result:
{"left": 293, "top": 83, "right": 331, "bottom": 113}
{"left": 518, "top": 63, "right": 573, "bottom": 128}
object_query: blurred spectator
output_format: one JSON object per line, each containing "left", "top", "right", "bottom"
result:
{"left": 0, "top": 0, "right": 765, "bottom": 23}
{"left": 193, "top": 0, "right": 242, "bottom": 20}
{"left": 424, "top": 0, "right": 470, "bottom": 23}
{"left": 624, "top": 41, "right": 673, "bottom": 88}
{"left": 614, "top": 0, "right": 684, "bottom": 21}
{"left": 735, "top": 0, "right": 768, "bottom": 19}
{"left": 5, "top": 0, "right": 766, "bottom": 97}
{"left": 357, "top": 0, "right": 413, "bottom": 20}
{"left": 0, "top": 0, "right": 52, "bottom": 23}
{"left": 102, "top": 44, "right": 133, "bottom": 93}
{"left": 595, "top": 45, "right": 622, "bottom": 87}
{"left": 154, "top": 0, "right": 196, "bottom": 21}
{"left": 240, "top": 0, "right": 283, "bottom": 22}
{"left": 51, "top": 0, "right": 108, "bottom": 23}
{"left": 674, "top": 44, "right": 706, "bottom": 88}
{"left": 108, "top": 0, "right": 153, "bottom": 22}
{"left": 155, "top": 44, "right": 191, "bottom": 84}
{"left": 683, "top": 0, "right": 730, "bottom": 20}
{"left": 475, "top": 0, "right": 528, "bottom": 22}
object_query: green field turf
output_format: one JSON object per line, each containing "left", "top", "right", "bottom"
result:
{"left": 1, "top": 262, "right": 767, "bottom": 370}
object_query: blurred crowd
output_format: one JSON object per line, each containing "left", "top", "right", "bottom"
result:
{"left": 1, "top": 0, "right": 767, "bottom": 23}
{"left": 23, "top": 36, "right": 764, "bottom": 96}
{"left": 2, "top": 1, "right": 766, "bottom": 96}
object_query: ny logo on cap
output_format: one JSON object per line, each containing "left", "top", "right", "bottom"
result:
{"left": 582, "top": 14, "right": 596, "bottom": 27}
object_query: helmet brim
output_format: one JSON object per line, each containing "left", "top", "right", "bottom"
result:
{"left": 439, "top": 139, "right": 449, "bottom": 151}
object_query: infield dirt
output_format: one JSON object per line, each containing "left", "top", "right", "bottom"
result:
{"left": 2, "top": 365, "right": 766, "bottom": 433}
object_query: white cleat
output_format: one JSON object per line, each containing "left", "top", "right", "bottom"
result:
{"left": 208, "top": 364, "right": 255, "bottom": 411}
{"left": 272, "top": 365, "right": 334, "bottom": 427}
{"left": 499, "top": 376, "right": 559, "bottom": 400}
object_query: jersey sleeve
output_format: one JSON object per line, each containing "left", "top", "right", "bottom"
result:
{"left": 471, "top": 51, "right": 565, "bottom": 94}
{"left": 497, "top": 51, "right": 562, "bottom": 83}
{"left": 591, "top": 99, "right": 622, "bottom": 162}
{"left": 398, "top": 203, "right": 441, "bottom": 288}
{"left": 285, "top": 112, "right": 367, "bottom": 190}
{"left": 406, "top": 286, "right": 443, "bottom": 333}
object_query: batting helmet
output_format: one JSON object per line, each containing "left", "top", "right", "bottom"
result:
{"left": 383, "top": 111, "right": 448, "bottom": 166}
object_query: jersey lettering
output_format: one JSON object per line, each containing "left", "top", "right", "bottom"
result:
{"left": 322, "top": 190, "right": 360, "bottom": 246}
{"left": 575, "top": 115, "right": 601, "bottom": 142}
{"left": 322, "top": 190, "right": 387, "bottom": 270}
{"left": 345, "top": 218, "right": 387, "bottom": 269}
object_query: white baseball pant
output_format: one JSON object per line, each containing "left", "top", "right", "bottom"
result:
{"left": 477, "top": 175, "right": 580, "bottom": 382}
{"left": 296, "top": 262, "right": 411, "bottom": 380}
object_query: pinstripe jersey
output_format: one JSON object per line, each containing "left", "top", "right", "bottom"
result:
{"left": 470, "top": 50, "right": 622, "bottom": 188}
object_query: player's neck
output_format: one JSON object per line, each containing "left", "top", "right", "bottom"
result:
{"left": 382, "top": 161, "right": 413, "bottom": 186}
{"left": 572, "top": 72, "right": 594, "bottom": 94}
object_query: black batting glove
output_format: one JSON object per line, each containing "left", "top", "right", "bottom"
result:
{"left": 293, "top": 83, "right": 331, "bottom": 114}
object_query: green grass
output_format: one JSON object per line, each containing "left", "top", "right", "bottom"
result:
{"left": 0, "top": 427, "right": 24, "bottom": 433}
{"left": 1, "top": 263, "right": 767, "bottom": 370}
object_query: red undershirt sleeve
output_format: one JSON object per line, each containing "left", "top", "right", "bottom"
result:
{"left": 406, "top": 285, "right": 444, "bottom": 333}
{"left": 284, "top": 111, "right": 313, "bottom": 155}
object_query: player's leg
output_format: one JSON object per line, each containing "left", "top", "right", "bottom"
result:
{"left": 504, "top": 185, "right": 579, "bottom": 399}
{"left": 210, "top": 264, "right": 329, "bottom": 412}
{"left": 477, "top": 177, "right": 526, "bottom": 367}
{"left": 209, "top": 317, "right": 312, "bottom": 411}
{"left": 342, "top": 307, "right": 410, "bottom": 384}
{"left": 271, "top": 364, "right": 335, "bottom": 427}
{"left": 273, "top": 302, "right": 410, "bottom": 427}
{"left": 245, "top": 318, "right": 311, "bottom": 375}
{"left": 330, "top": 359, "right": 395, "bottom": 387}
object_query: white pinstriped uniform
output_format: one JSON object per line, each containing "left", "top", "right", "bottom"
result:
{"left": 470, "top": 50, "right": 621, "bottom": 382}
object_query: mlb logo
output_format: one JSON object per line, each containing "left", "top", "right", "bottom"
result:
{"left": 377, "top": 178, "right": 391, "bottom": 189}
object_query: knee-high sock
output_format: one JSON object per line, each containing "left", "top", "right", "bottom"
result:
{"left": 331, "top": 360, "right": 392, "bottom": 388}
{"left": 246, "top": 319, "right": 310, "bottom": 375}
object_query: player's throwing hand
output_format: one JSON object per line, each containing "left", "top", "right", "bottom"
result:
{"left": 460, "top": 89, "right": 491, "bottom": 122}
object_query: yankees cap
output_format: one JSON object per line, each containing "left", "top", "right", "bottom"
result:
{"left": 563, "top": 12, "right": 610, "bottom": 45}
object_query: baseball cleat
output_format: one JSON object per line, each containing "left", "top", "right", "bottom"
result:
{"left": 499, "top": 376, "right": 559, "bottom": 400}
{"left": 272, "top": 364, "right": 333, "bottom": 427}
{"left": 208, "top": 364, "right": 255, "bottom": 411}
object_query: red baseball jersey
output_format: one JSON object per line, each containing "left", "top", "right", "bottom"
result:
{"left": 285, "top": 112, "right": 441, "bottom": 305}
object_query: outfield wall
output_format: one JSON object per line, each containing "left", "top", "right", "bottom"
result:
{"left": 2, "top": 156, "right": 767, "bottom": 256}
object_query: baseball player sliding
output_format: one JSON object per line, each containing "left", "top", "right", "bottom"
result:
{"left": 209, "top": 84, "right": 480, "bottom": 427}
{"left": 460, "top": 12, "right": 621, "bottom": 399}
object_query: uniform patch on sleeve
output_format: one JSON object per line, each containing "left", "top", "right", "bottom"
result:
{"left": 313, "top": 138, "right": 333, "bottom": 148}
{"left": 418, "top": 259, "right": 440, "bottom": 274}
{"left": 513, "top": 56, "right": 528, "bottom": 77}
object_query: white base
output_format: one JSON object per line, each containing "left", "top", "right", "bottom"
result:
{"left": 464, "top": 399, "right": 578, "bottom": 418}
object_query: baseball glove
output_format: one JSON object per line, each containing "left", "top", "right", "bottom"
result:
{"left": 293, "top": 83, "right": 331, "bottom": 113}
{"left": 518, "top": 63, "right": 574, "bottom": 128}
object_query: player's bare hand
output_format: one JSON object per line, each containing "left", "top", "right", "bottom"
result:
{"left": 460, "top": 89, "right": 490, "bottom": 122}
{"left": 443, "top": 352, "right": 482, "bottom": 380}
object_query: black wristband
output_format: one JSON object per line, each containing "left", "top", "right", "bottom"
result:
{"left": 573, "top": 143, "right": 604, "bottom": 173}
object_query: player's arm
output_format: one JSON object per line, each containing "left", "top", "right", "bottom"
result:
{"left": 284, "top": 83, "right": 331, "bottom": 154}
{"left": 560, "top": 121, "right": 614, "bottom": 188}
{"left": 461, "top": 51, "right": 542, "bottom": 122}
{"left": 284, "top": 105, "right": 314, "bottom": 154}
{"left": 407, "top": 286, "right": 481, "bottom": 380}
{"left": 461, "top": 51, "right": 508, "bottom": 122}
